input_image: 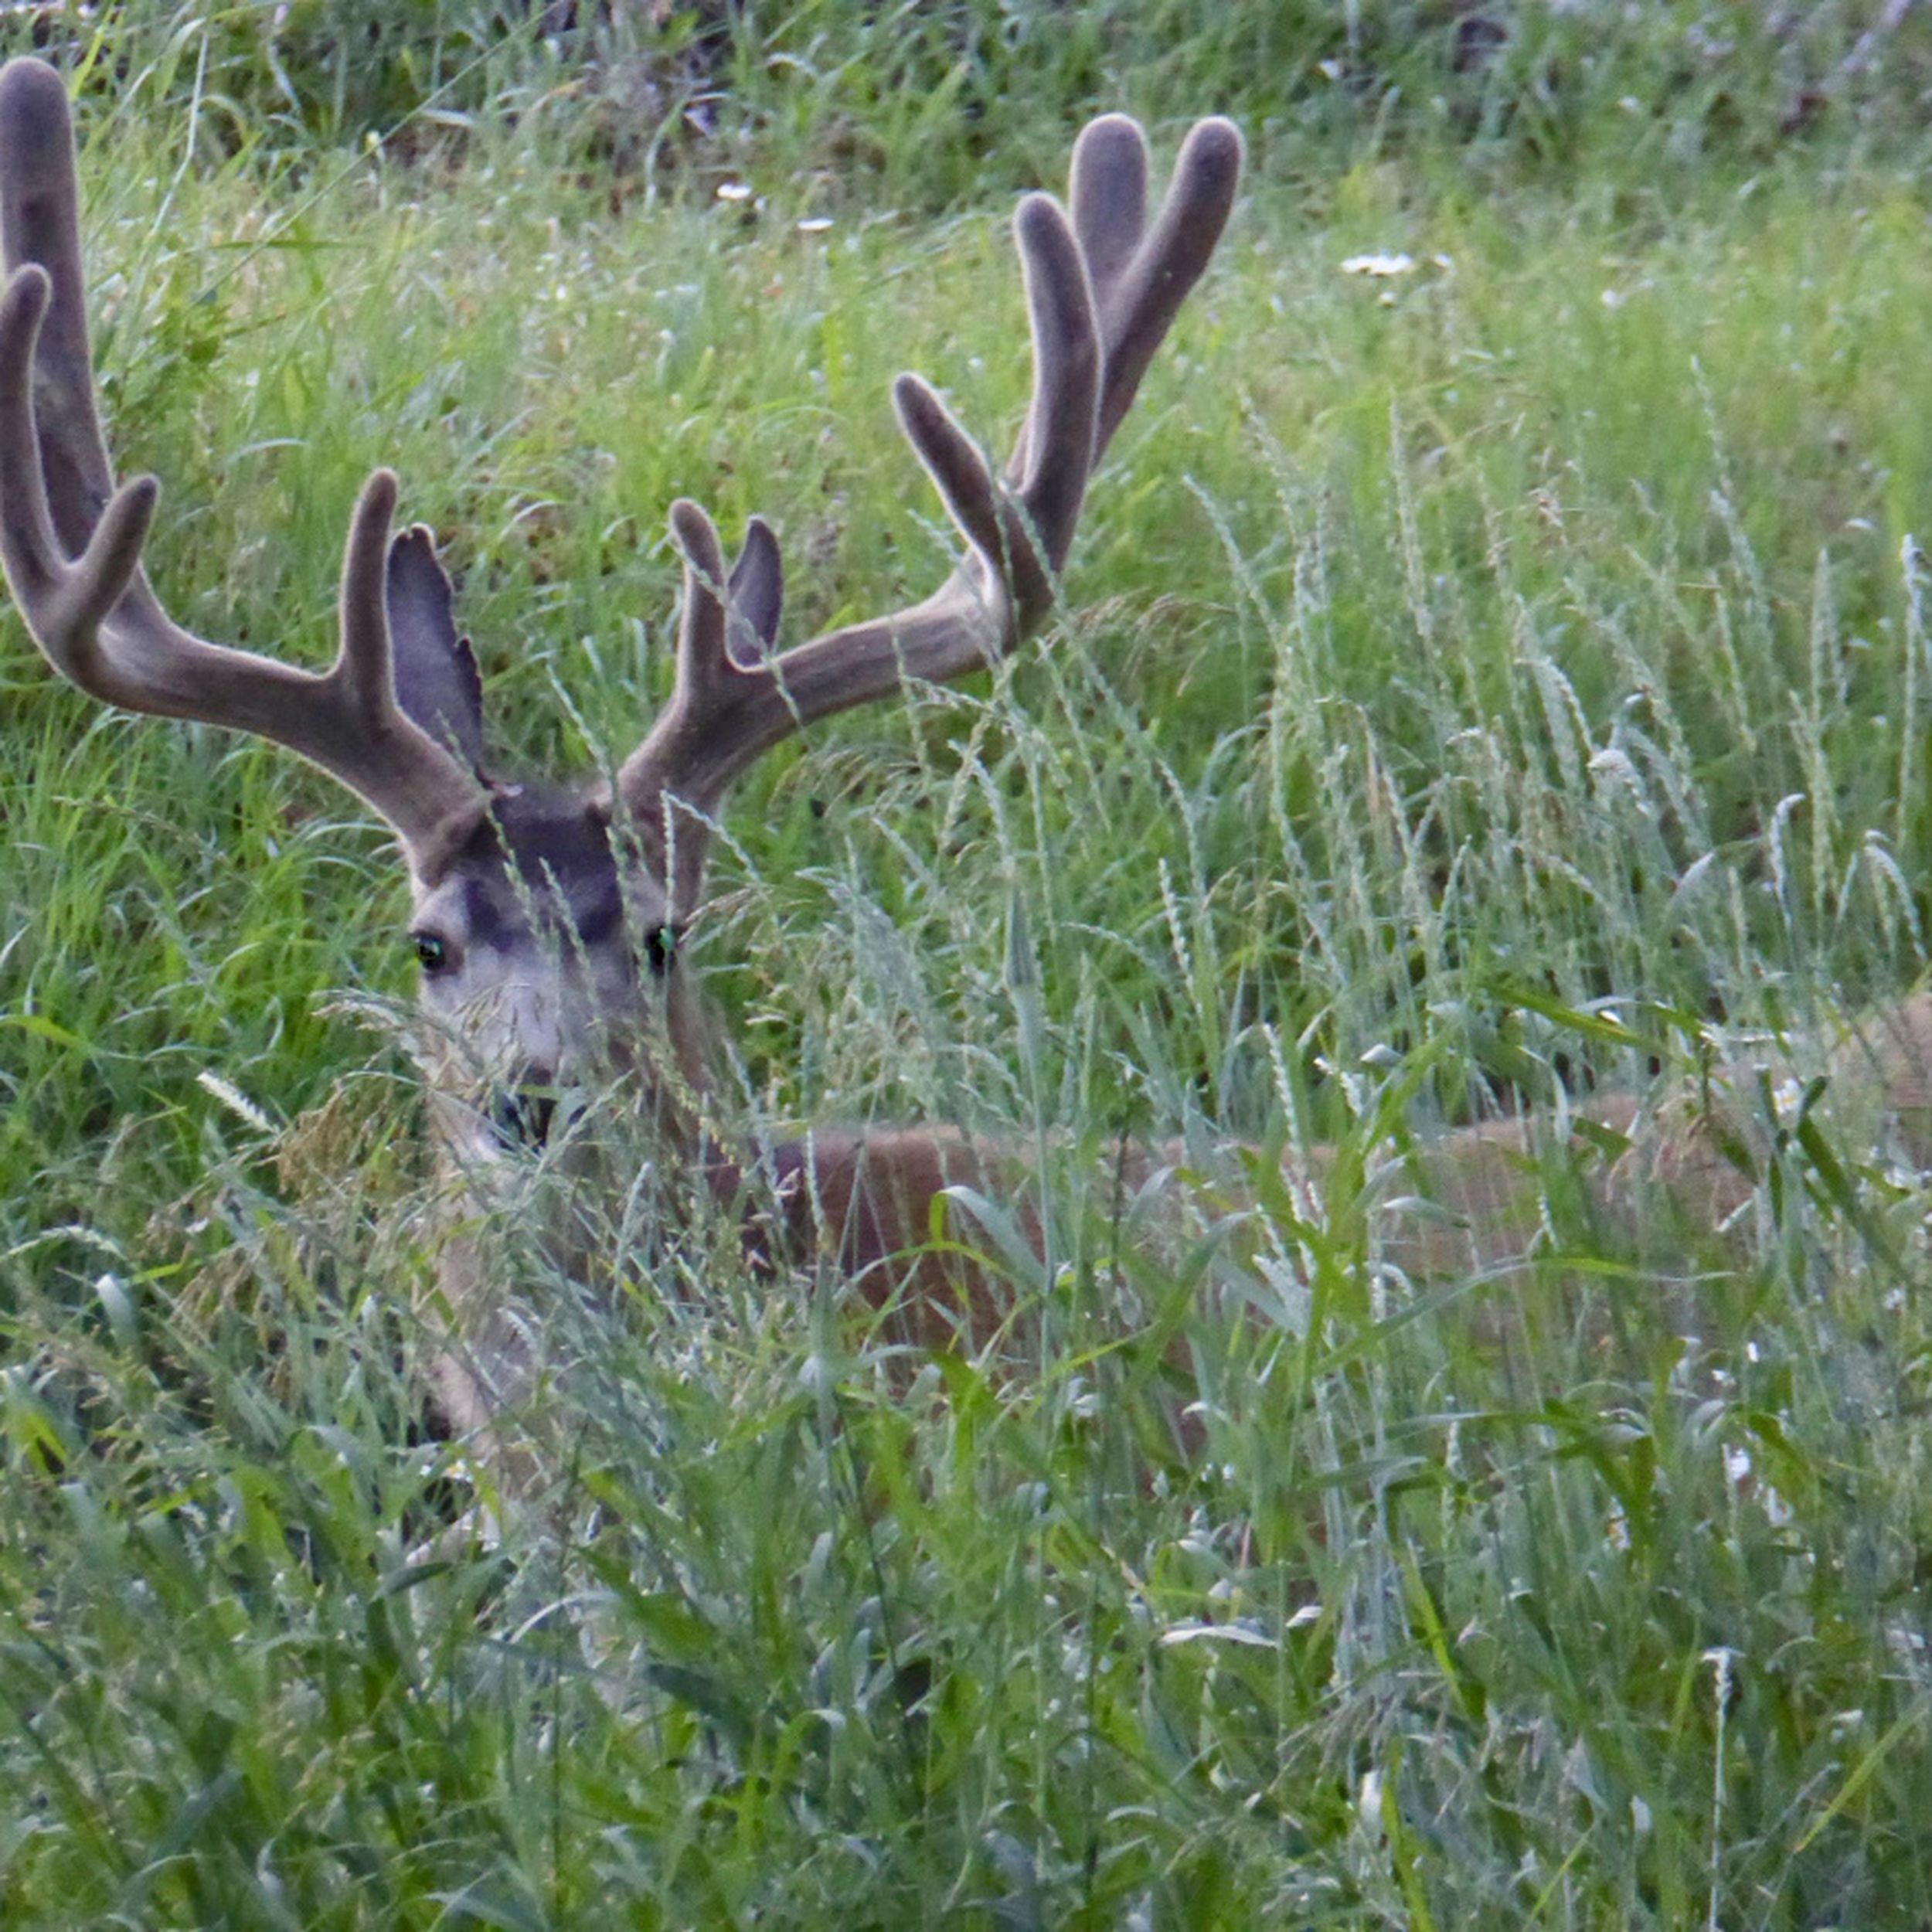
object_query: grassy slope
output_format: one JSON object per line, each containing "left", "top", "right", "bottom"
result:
{"left": 6, "top": 14, "right": 1932, "bottom": 1928}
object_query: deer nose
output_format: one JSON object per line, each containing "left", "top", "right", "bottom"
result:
{"left": 490, "top": 1072, "right": 559, "bottom": 1148}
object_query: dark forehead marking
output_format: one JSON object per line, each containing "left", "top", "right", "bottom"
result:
{"left": 459, "top": 872, "right": 519, "bottom": 951}
{"left": 447, "top": 787, "right": 629, "bottom": 951}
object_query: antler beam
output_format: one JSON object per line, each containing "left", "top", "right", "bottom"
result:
{"left": 616, "top": 113, "right": 1243, "bottom": 903}
{"left": 0, "top": 58, "right": 485, "bottom": 862}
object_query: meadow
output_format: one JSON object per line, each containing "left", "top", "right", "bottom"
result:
{"left": 5, "top": 4, "right": 1932, "bottom": 1924}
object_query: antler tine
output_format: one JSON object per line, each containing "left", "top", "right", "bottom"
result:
{"left": 0, "top": 58, "right": 113, "bottom": 554}
{"left": 0, "top": 57, "right": 485, "bottom": 863}
{"left": 666, "top": 499, "right": 787, "bottom": 685}
{"left": 616, "top": 114, "right": 1240, "bottom": 906}
{"left": 619, "top": 501, "right": 810, "bottom": 898}
{"left": 0, "top": 269, "right": 145, "bottom": 630}
{"left": 1072, "top": 112, "right": 1243, "bottom": 457}
{"left": 1007, "top": 189, "right": 1101, "bottom": 587}
{"left": 668, "top": 498, "right": 731, "bottom": 696}
{"left": 897, "top": 190, "right": 1097, "bottom": 629}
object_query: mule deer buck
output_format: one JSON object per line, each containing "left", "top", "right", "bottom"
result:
{"left": 0, "top": 57, "right": 1257, "bottom": 1473}
{"left": 5, "top": 58, "right": 1925, "bottom": 1502}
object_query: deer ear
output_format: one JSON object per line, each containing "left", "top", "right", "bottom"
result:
{"left": 726, "top": 515, "right": 784, "bottom": 658}
{"left": 386, "top": 524, "right": 488, "bottom": 776}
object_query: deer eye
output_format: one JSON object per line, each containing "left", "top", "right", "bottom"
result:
{"left": 642, "top": 924, "right": 679, "bottom": 977}
{"left": 413, "top": 932, "right": 451, "bottom": 974}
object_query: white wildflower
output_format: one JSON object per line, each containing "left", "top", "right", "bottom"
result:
{"left": 1340, "top": 251, "right": 1415, "bottom": 278}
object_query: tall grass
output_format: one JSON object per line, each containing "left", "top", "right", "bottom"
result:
{"left": 4, "top": 12, "right": 1932, "bottom": 1927}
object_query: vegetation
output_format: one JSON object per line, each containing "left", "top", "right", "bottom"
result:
{"left": 5, "top": 3, "right": 1932, "bottom": 1924}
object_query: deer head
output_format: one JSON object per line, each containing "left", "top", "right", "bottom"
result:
{"left": 0, "top": 56, "right": 1242, "bottom": 1166}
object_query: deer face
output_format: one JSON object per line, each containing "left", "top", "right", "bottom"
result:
{"left": 376, "top": 526, "right": 689, "bottom": 1154}
{"left": 406, "top": 787, "right": 699, "bottom": 1157}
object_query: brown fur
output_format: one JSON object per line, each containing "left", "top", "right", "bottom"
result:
{"left": 403, "top": 983, "right": 1932, "bottom": 1522}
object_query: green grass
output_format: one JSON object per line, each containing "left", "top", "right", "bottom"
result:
{"left": 6, "top": 11, "right": 1932, "bottom": 1927}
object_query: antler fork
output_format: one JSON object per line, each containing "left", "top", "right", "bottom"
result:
{"left": 616, "top": 112, "right": 1243, "bottom": 905}
{"left": 0, "top": 58, "right": 486, "bottom": 861}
